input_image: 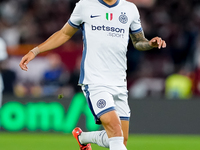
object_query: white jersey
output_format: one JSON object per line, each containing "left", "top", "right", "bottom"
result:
{"left": 68, "top": 0, "right": 142, "bottom": 86}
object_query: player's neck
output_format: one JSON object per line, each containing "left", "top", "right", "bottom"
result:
{"left": 103, "top": 0, "right": 118, "bottom": 5}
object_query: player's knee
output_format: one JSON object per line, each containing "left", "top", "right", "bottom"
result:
{"left": 100, "top": 111, "right": 123, "bottom": 137}
{"left": 101, "top": 120, "right": 122, "bottom": 136}
{"left": 112, "top": 123, "right": 123, "bottom": 136}
{"left": 103, "top": 122, "right": 123, "bottom": 137}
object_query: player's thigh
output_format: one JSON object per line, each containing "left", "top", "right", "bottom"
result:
{"left": 121, "top": 120, "right": 129, "bottom": 146}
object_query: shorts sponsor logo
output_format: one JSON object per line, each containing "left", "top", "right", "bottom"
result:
{"left": 97, "top": 99, "right": 106, "bottom": 109}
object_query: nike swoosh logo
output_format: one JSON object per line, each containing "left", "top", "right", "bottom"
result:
{"left": 90, "top": 15, "right": 101, "bottom": 18}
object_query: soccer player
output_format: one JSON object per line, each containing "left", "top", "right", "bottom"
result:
{"left": 19, "top": 0, "right": 166, "bottom": 150}
{"left": 0, "top": 37, "right": 8, "bottom": 108}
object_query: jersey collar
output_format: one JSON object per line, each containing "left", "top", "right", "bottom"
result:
{"left": 98, "top": 0, "right": 120, "bottom": 8}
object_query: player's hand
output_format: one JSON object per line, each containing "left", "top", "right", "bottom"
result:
{"left": 149, "top": 37, "right": 166, "bottom": 49}
{"left": 19, "top": 51, "right": 35, "bottom": 71}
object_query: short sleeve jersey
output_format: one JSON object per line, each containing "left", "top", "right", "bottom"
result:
{"left": 68, "top": 0, "right": 142, "bottom": 86}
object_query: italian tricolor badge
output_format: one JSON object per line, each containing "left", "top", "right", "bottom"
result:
{"left": 106, "top": 13, "right": 113, "bottom": 21}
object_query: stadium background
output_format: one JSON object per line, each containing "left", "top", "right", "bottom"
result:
{"left": 0, "top": 0, "right": 200, "bottom": 150}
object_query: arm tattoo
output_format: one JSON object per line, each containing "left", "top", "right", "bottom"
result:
{"left": 130, "top": 31, "right": 153, "bottom": 51}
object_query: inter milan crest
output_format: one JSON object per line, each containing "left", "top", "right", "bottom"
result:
{"left": 119, "top": 12, "right": 128, "bottom": 24}
{"left": 97, "top": 99, "right": 106, "bottom": 109}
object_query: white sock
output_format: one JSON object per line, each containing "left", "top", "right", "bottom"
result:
{"left": 79, "top": 130, "right": 109, "bottom": 148}
{"left": 109, "top": 137, "right": 127, "bottom": 150}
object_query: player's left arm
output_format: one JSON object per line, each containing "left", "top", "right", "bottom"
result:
{"left": 130, "top": 31, "right": 166, "bottom": 51}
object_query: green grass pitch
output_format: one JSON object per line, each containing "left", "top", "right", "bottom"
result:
{"left": 0, "top": 132, "right": 200, "bottom": 150}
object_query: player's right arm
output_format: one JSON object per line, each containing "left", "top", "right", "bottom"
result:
{"left": 19, "top": 23, "right": 78, "bottom": 71}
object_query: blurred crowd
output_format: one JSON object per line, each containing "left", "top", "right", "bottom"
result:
{"left": 0, "top": 0, "right": 200, "bottom": 99}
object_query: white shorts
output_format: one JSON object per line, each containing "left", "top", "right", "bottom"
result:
{"left": 82, "top": 84, "right": 130, "bottom": 124}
